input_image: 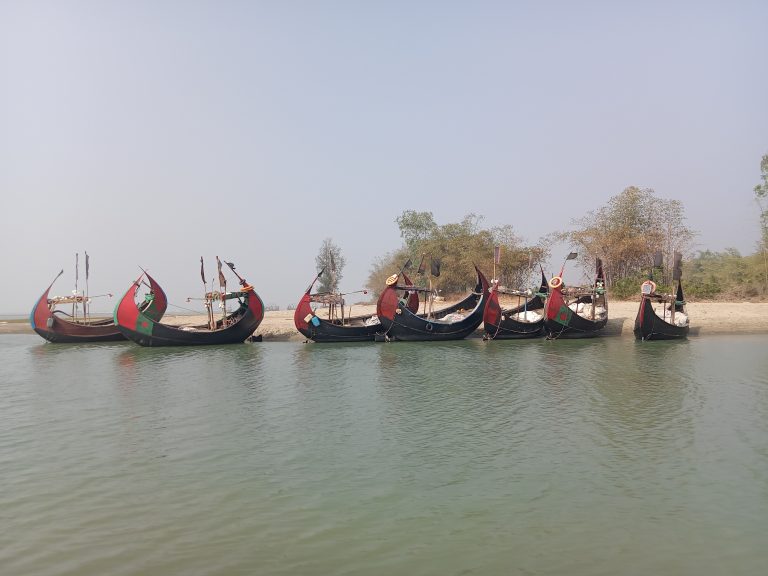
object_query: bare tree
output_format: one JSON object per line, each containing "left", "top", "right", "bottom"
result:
{"left": 566, "top": 186, "right": 695, "bottom": 286}
{"left": 315, "top": 238, "right": 345, "bottom": 293}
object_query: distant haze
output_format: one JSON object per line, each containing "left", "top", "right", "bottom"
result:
{"left": 1, "top": 0, "right": 766, "bottom": 314}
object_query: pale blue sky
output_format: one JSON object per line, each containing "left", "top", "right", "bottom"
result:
{"left": 1, "top": 0, "right": 766, "bottom": 313}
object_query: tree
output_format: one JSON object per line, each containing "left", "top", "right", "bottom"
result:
{"left": 395, "top": 210, "right": 438, "bottom": 253}
{"left": 315, "top": 238, "right": 345, "bottom": 293}
{"left": 685, "top": 248, "right": 766, "bottom": 300}
{"left": 367, "top": 212, "right": 548, "bottom": 297}
{"left": 755, "top": 154, "right": 768, "bottom": 214}
{"left": 366, "top": 247, "right": 411, "bottom": 299}
{"left": 753, "top": 153, "right": 768, "bottom": 286}
{"left": 566, "top": 186, "right": 695, "bottom": 286}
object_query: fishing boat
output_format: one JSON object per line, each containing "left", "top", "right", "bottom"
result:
{"left": 30, "top": 255, "right": 167, "bottom": 343}
{"left": 544, "top": 255, "right": 608, "bottom": 339}
{"left": 294, "top": 268, "right": 419, "bottom": 343}
{"left": 114, "top": 258, "right": 264, "bottom": 346}
{"left": 634, "top": 252, "right": 689, "bottom": 340}
{"left": 483, "top": 269, "right": 548, "bottom": 340}
{"left": 376, "top": 264, "right": 490, "bottom": 341}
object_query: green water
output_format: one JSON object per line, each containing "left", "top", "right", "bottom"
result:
{"left": 1, "top": 334, "right": 767, "bottom": 575}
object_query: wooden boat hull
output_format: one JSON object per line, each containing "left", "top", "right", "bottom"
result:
{"left": 376, "top": 267, "right": 489, "bottom": 341}
{"left": 544, "top": 314, "right": 606, "bottom": 339}
{"left": 294, "top": 290, "right": 381, "bottom": 343}
{"left": 30, "top": 273, "right": 167, "bottom": 343}
{"left": 633, "top": 282, "right": 689, "bottom": 341}
{"left": 293, "top": 272, "right": 419, "bottom": 343}
{"left": 483, "top": 272, "right": 547, "bottom": 340}
{"left": 31, "top": 317, "right": 127, "bottom": 343}
{"left": 543, "top": 264, "right": 607, "bottom": 339}
{"left": 114, "top": 272, "right": 264, "bottom": 347}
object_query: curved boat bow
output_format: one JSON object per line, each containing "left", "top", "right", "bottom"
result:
{"left": 115, "top": 271, "right": 264, "bottom": 346}
{"left": 376, "top": 266, "right": 490, "bottom": 341}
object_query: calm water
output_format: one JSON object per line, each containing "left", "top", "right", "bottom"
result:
{"left": 2, "top": 334, "right": 767, "bottom": 576}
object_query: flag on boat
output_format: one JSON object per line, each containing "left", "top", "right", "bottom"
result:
{"left": 673, "top": 251, "right": 683, "bottom": 280}
{"left": 554, "top": 304, "right": 573, "bottom": 326}
{"left": 417, "top": 254, "right": 426, "bottom": 274}
{"left": 494, "top": 245, "right": 501, "bottom": 265}
{"left": 216, "top": 256, "right": 226, "bottom": 288}
{"left": 431, "top": 257, "right": 441, "bottom": 277}
{"left": 200, "top": 257, "right": 206, "bottom": 284}
{"left": 566, "top": 252, "right": 577, "bottom": 260}
{"left": 85, "top": 252, "right": 89, "bottom": 281}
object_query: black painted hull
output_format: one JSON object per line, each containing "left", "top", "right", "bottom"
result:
{"left": 633, "top": 296, "right": 689, "bottom": 340}
{"left": 378, "top": 303, "right": 485, "bottom": 341}
{"left": 377, "top": 268, "right": 490, "bottom": 342}
{"left": 485, "top": 319, "right": 545, "bottom": 339}
{"left": 543, "top": 261, "right": 607, "bottom": 339}
{"left": 296, "top": 319, "right": 380, "bottom": 343}
{"left": 115, "top": 272, "right": 264, "bottom": 347}
{"left": 483, "top": 273, "right": 547, "bottom": 340}
{"left": 116, "top": 306, "right": 262, "bottom": 346}
{"left": 544, "top": 317, "right": 607, "bottom": 339}
{"left": 32, "top": 323, "right": 127, "bottom": 343}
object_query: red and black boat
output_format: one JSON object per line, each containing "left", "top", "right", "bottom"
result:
{"left": 544, "top": 256, "right": 608, "bottom": 339}
{"left": 634, "top": 253, "right": 689, "bottom": 340}
{"left": 376, "top": 265, "right": 490, "bottom": 341}
{"left": 294, "top": 269, "right": 419, "bottom": 343}
{"left": 483, "top": 269, "right": 548, "bottom": 340}
{"left": 114, "top": 261, "right": 264, "bottom": 347}
{"left": 30, "top": 267, "right": 167, "bottom": 343}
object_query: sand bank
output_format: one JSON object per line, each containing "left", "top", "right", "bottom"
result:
{"left": 4, "top": 301, "right": 767, "bottom": 339}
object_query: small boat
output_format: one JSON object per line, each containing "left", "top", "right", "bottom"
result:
{"left": 114, "top": 259, "right": 264, "bottom": 346}
{"left": 294, "top": 269, "right": 419, "bottom": 343}
{"left": 544, "top": 256, "right": 608, "bottom": 339}
{"left": 376, "top": 265, "right": 490, "bottom": 341}
{"left": 483, "top": 269, "right": 548, "bottom": 340}
{"left": 634, "top": 252, "right": 689, "bottom": 340}
{"left": 30, "top": 259, "right": 167, "bottom": 343}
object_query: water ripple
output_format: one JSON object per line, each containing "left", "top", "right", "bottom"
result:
{"left": 1, "top": 335, "right": 768, "bottom": 575}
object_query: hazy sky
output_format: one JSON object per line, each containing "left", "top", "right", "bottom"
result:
{"left": 2, "top": 0, "right": 766, "bottom": 314}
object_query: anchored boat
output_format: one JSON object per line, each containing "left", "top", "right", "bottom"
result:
{"left": 114, "top": 258, "right": 263, "bottom": 346}
{"left": 544, "top": 255, "right": 608, "bottom": 339}
{"left": 376, "top": 264, "right": 490, "bottom": 341}
{"left": 634, "top": 252, "right": 689, "bottom": 340}
{"left": 31, "top": 254, "right": 166, "bottom": 343}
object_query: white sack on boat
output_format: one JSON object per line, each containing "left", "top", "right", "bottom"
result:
{"left": 673, "top": 312, "right": 689, "bottom": 327}
{"left": 512, "top": 310, "right": 542, "bottom": 322}
{"left": 653, "top": 307, "right": 688, "bottom": 327}
{"left": 441, "top": 312, "right": 466, "bottom": 323}
{"left": 569, "top": 303, "right": 606, "bottom": 320}
{"left": 364, "top": 315, "right": 381, "bottom": 326}
{"left": 594, "top": 306, "right": 607, "bottom": 319}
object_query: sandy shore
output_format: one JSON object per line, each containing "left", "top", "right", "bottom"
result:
{"left": 4, "top": 300, "right": 768, "bottom": 339}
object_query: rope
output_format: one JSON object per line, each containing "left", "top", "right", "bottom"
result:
{"left": 167, "top": 302, "right": 205, "bottom": 314}
{"left": 490, "top": 315, "right": 502, "bottom": 340}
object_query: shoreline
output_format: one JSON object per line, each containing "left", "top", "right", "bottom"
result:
{"left": 4, "top": 301, "right": 768, "bottom": 339}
